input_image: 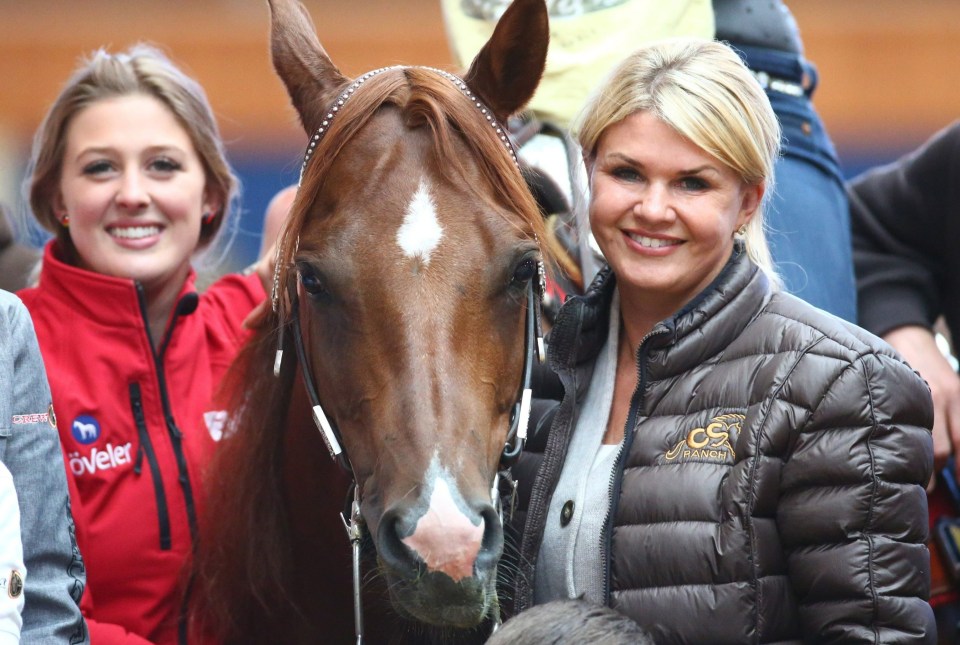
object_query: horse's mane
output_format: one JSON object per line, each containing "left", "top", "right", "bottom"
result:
{"left": 189, "top": 318, "right": 295, "bottom": 640}
{"left": 190, "top": 67, "right": 547, "bottom": 641}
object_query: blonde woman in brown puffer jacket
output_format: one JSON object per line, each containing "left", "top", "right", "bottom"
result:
{"left": 510, "top": 38, "right": 935, "bottom": 644}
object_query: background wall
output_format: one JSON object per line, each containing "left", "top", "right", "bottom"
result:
{"left": 2, "top": 0, "right": 958, "bottom": 269}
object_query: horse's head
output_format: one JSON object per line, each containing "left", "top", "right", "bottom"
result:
{"left": 267, "top": 0, "right": 548, "bottom": 630}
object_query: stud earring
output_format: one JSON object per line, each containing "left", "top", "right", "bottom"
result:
{"left": 735, "top": 224, "right": 747, "bottom": 237}
{"left": 60, "top": 214, "right": 70, "bottom": 228}
{"left": 201, "top": 211, "right": 216, "bottom": 226}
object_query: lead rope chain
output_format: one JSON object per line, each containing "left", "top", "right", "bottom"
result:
{"left": 340, "top": 485, "right": 363, "bottom": 645}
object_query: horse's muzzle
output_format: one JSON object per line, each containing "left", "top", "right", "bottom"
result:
{"left": 377, "top": 502, "right": 503, "bottom": 627}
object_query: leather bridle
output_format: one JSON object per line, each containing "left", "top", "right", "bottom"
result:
{"left": 270, "top": 65, "right": 546, "bottom": 644}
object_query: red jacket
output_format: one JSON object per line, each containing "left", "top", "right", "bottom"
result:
{"left": 19, "top": 242, "right": 265, "bottom": 645}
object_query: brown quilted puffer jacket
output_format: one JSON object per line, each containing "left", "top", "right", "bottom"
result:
{"left": 512, "top": 246, "right": 936, "bottom": 644}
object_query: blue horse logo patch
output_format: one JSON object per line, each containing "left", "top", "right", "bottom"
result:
{"left": 71, "top": 415, "right": 101, "bottom": 445}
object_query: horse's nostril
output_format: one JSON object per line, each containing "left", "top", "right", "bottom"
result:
{"left": 477, "top": 504, "right": 505, "bottom": 571}
{"left": 377, "top": 510, "right": 419, "bottom": 577}
{"left": 378, "top": 497, "right": 499, "bottom": 583}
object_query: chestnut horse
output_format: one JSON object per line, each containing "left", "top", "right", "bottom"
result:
{"left": 190, "top": 0, "right": 549, "bottom": 642}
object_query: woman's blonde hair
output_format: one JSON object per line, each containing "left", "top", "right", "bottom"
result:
{"left": 25, "top": 43, "right": 238, "bottom": 259}
{"left": 574, "top": 37, "right": 782, "bottom": 287}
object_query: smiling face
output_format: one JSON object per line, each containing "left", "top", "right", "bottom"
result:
{"left": 588, "top": 110, "right": 762, "bottom": 320}
{"left": 56, "top": 94, "right": 215, "bottom": 294}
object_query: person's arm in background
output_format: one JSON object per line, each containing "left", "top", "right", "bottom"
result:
{"left": 849, "top": 120, "right": 960, "bottom": 477}
{"left": 881, "top": 325, "right": 960, "bottom": 476}
{"left": 0, "top": 291, "right": 88, "bottom": 644}
{"left": 0, "top": 462, "right": 24, "bottom": 645}
{"left": 259, "top": 185, "right": 297, "bottom": 262}
{"left": 240, "top": 184, "right": 297, "bottom": 331}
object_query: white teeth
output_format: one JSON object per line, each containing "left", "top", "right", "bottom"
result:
{"left": 630, "top": 234, "right": 680, "bottom": 249}
{"left": 110, "top": 226, "right": 161, "bottom": 240}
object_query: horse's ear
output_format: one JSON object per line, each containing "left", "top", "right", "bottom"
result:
{"left": 267, "top": 0, "right": 350, "bottom": 135}
{"left": 461, "top": 0, "right": 548, "bottom": 123}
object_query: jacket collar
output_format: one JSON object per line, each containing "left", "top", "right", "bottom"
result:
{"left": 546, "top": 259, "right": 615, "bottom": 374}
{"left": 548, "top": 242, "right": 771, "bottom": 374}
{"left": 33, "top": 240, "right": 199, "bottom": 330}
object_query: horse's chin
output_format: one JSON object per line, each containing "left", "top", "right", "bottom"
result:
{"left": 386, "top": 569, "right": 495, "bottom": 629}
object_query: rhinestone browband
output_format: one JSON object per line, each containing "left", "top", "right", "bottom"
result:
{"left": 298, "top": 65, "right": 519, "bottom": 185}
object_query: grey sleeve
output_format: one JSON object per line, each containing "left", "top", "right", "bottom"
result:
{"left": 0, "top": 291, "right": 88, "bottom": 644}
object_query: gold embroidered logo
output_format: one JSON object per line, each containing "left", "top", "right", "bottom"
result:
{"left": 664, "top": 413, "right": 744, "bottom": 463}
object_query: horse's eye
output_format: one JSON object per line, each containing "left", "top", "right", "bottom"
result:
{"left": 512, "top": 258, "right": 537, "bottom": 285}
{"left": 298, "top": 266, "right": 327, "bottom": 297}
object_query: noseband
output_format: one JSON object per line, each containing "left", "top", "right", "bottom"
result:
{"left": 271, "top": 66, "right": 545, "bottom": 643}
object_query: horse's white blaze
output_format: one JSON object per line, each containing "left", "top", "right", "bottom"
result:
{"left": 402, "top": 462, "right": 484, "bottom": 582}
{"left": 396, "top": 178, "right": 443, "bottom": 264}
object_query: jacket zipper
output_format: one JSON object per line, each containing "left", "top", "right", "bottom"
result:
{"left": 135, "top": 285, "right": 200, "bottom": 544}
{"left": 601, "top": 328, "right": 666, "bottom": 605}
{"left": 129, "top": 382, "right": 172, "bottom": 550}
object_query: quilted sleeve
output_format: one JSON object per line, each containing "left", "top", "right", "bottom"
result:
{"left": 777, "top": 349, "right": 935, "bottom": 644}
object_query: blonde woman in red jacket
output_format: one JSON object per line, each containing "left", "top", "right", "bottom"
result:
{"left": 19, "top": 44, "right": 274, "bottom": 645}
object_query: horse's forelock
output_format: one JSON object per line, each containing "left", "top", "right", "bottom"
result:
{"left": 274, "top": 69, "right": 407, "bottom": 314}
{"left": 404, "top": 68, "right": 546, "bottom": 246}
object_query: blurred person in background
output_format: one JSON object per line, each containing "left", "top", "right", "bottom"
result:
{"left": 0, "top": 205, "right": 39, "bottom": 292}
{"left": 486, "top": 599, "right": 655, "bottom": 645}
{"left": 258, "top": 184, "right": 296, "bottom": 261}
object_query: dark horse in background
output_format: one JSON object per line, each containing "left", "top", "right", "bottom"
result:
{"left": 190, "top": 0, "right": 549, "bottom": 642}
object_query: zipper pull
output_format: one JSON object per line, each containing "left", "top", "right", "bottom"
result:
{"left": 167, "top": 418, "right": 184, "bottom": 439}
{"left": 160, "top": 292, "right": 199, "bottom": 360}
{"left": 134, "top": 441, "right": 144, "bottom": 474}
